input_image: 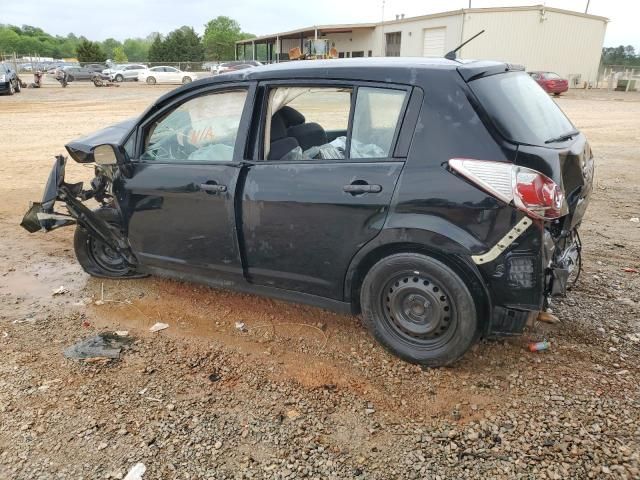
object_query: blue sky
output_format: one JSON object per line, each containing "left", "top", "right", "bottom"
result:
{"left": 1, "top": 0, "right": 637, "bottom": 50}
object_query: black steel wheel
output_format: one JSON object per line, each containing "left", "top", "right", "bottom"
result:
{"left": 73, "top": 208, "right": 140, "bottom": 278}
{"left": 360, "top": 253, "right": 477, "bottom": 367}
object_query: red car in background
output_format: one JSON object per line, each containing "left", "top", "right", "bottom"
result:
{"left": 529, "top": 71, "right": 569, "bottom": 96}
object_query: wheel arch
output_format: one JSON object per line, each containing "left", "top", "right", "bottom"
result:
{"left": 345, "top": 231, "right": 492, "bottom": 335}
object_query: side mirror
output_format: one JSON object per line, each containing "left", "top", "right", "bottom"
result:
{"left": 93, "top": 144, "right": 126, "bottom": 166}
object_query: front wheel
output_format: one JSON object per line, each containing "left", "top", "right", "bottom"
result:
{"left": 360, "top": 253, "right": 478, "bottom": 367}
{"left": 15, "top": 79, "right": 21, "bottom": 93}
{"left": 8, "top": 81, "right": 15, "bottom": 95}
{"left": 146, "top": 76, "right": 156, "bottom": 85}
{"left": 182, "top": 76, "right": 192, "bottom": 84}
{"left": 115, "top": 74, "right": 124, "bottom": 82}
{"left": 74, "top": 208, "right": 139, "bottom": 278}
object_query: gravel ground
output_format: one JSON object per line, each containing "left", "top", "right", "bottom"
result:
{"left": 0, "top": 84, "right": 638, "bottom": 479}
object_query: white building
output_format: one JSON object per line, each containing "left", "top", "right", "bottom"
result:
{"left": 236, "top": 5, "right": 608, "bottom": 86}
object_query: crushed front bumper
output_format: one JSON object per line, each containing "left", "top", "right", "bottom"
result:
{"left": 21, "top": 155, "right": 136, "bottom": 265}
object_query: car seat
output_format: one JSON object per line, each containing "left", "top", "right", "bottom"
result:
{"left": 279, "top": 106, "right": 328, "bottom": 151}
{"left": 268, "top": 110, "right": 300, "bottom": 160}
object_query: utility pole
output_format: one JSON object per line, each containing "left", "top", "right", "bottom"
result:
{"left": 469, "top": 0, "right": 472, "bottom": 8}
{"left": 585, "top": 0, "right": 590, "bottom": 13}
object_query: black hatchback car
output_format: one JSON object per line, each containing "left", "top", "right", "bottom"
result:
{"left": 22, "top": 58, "right": 593, "bottom": 366}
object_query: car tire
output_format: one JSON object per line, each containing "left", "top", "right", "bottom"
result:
{"left": 182, "top": 76, "right": 192, "bottom": 84}
{"left": 146, "top": 77, "right": 156, "bottom": 85}
{"left": 8, "top": 80, "right": 15, "bottom": 95}
{"left": 553, "top": 93, "right": 561, "bottom": 97}
{"left": 115, "top": 74, "right": 124, "bottom": 82}
{"left": 73, "top": 208, "right": 143, "bottom": 279}
{"left": 360, "top": 253, "right": 478, "bottom": 367}
{"left": 15, "top": 80, "right": 21, "bottom": 93}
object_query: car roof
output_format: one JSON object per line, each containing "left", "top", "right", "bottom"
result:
{"left": 154, "top": 57, "right": 508, "bottom": 107}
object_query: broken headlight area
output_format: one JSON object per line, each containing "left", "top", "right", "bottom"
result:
{"left": 20, "top": 154, "right": 135, "bottom": 266}
{"left": 21, "top": 155, "right": 113, "bottom": 233}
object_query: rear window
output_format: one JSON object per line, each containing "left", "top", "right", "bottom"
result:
{"left": 469, "top": 72, "right": 574, "bottom": 146}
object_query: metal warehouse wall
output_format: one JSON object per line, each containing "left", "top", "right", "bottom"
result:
{"left": 373, "top": 13, "right": 464, "bottom": 58}
{"left": 459, "top": 8, "right": 607, "bottom": 85}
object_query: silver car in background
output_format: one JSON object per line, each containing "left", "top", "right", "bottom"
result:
{"left": 108, "top": 64, "right": 147, "bottom": 82}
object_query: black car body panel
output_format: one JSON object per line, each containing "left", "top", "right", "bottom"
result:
{"left": 22, "top": 57, "right": 593, "bottom": 340}
{"left": 66, "top": 118, "right": 138, "bottom": 162}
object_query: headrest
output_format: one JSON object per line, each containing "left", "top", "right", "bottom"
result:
{"left": 279, "top": 106, "right": 305, "bottom": 127}
{"left": 270, "top": 111, "right": 288, "bottom": 140}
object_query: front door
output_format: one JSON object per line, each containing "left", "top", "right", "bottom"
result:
{"left": 118, "top": 86, "right": 252, "bottom": 283}
{"left": 241, "top": 83, "right": 411, "bottom": 299}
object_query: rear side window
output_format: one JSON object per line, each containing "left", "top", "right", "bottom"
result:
{"left": 469, "top": 72, "right": 574, "bottom": 146}
{"left": 263, "top": 85, "right": 407, "bottom": 161}
{"left": 350, "top": 87, "right": 406, "bottom": 158}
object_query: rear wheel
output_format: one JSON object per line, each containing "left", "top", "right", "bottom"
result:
{"left": 182, "top": 76, "right": 192, "bottom": 84}
{"left": 146, "top": 76, "right": 156, "bottom": 85}
{"left": 360, "top": 253, "right": 477, "bottom": 367}
{"left": 74, "top": 208, "right": 139, "bottom": 278}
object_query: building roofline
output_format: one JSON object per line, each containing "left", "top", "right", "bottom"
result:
{"left": 236, "top": 23, "right": 377, "bottom": 44}
{"left": 236, "top": 4, "right": 608, "bottom": 44}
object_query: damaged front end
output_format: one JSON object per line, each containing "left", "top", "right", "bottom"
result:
{"left": 21, "top": 154, "right": 136, "bottom": 266}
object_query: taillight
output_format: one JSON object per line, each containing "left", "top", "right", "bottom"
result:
{"left": 448, "top": 159, "right": 567, "bottom": 220}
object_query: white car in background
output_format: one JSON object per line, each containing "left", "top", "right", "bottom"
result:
{"left": 109, "top": 64, "right": 147, "bottom": 82}
{"left": 138, "top": 66, "right": 198, "bottom": 85}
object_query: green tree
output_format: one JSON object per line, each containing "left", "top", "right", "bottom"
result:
{"left": 203, "top": 16, "right": 253, "bottom": 61}
{"left": 601, "top": 45, "right": 640, "bottom": 66}
{"left": 101, "top": 38, "right": 122, "bottom": 59}
{"left": 0, "top": 27, "right": 21, "bottom": 52}
{"left": 123, "top": 38, "right": 150, "bottom": 61}
{"left": 162, "top": 26, "right": 204, "bottom": 61}
{"left": 147, "top": 34, "right": 165, "bottom": 62}
{"left": 76, "top": 39, "right": 106, "bottom": 62}
{"left": 113, "top": 46, "right": 128, "bottom": 62}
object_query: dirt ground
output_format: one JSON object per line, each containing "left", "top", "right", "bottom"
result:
{"left": 0, "top": 82, "right": 639, "bottom": 479}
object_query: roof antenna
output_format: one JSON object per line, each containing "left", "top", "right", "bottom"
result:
{"left": 444, "top": 29, "right": 485, "bottom": 60}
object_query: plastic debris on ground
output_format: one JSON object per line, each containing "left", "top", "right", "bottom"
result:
{"left": 629, "top": 217, "right": 639, "bottom": 223}
{"left": 149, "top": 322, "right": 169, "bottom": 333}
{"left": 536, "top": 311, "right": 560, "bottom": 324}
{"left": 64, "top": 332, "right": 134, "bottom": 361}
{"left": 115, "top": 330, "right": 129, "bottom": 337}
{"left": 622, "top": 267, "right": 639, "bottom": 273}
{"left": 235, "top": 321, "right": 247, "bottom": 332}
{"left": 52, "top": 286, "right": 69, "bottom": 296}
{"left": 123, "top": 463, "right": 146, "bottom": 480}
{"left": 528, "top": 340, "right": 550, "bottom": 352}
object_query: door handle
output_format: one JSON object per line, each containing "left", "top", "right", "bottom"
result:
{"left": 199, "top": 183, "right": 227, "bottom": 193}
{"left": 343, "top": 183, "right": 382, "bottom": 194}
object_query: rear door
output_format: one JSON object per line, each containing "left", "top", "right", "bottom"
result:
{"left": 240, "top": 82, "right": 413, "bottom": 299}
{"left": 117, "top": 83, "right": 255, "bottom": 282}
